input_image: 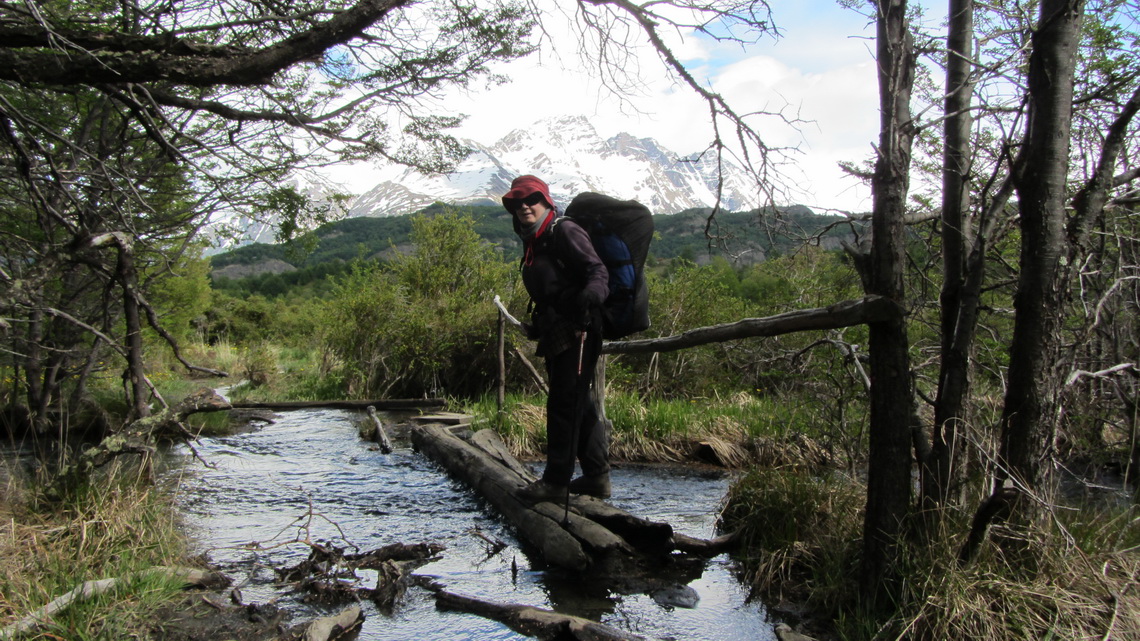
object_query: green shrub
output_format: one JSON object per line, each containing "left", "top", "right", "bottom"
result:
{"left": 321, "top": 212, "right": 517, "bottom": 398}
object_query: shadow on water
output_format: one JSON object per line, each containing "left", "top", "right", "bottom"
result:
{"left": 164, "top": 408, "right": 775, "bottom": 640}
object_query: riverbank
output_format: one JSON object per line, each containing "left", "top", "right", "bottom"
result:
{"left": 6, "top": 383, "right": 1136, "bottom": 640}
{"left": 1, "top": 399, "right": 774, "bottom": 641}
{"left": 0, "top": 462, "right": 195, "bottom": 640}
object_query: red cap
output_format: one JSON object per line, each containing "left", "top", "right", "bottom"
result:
{"left": 502, "top": 175, "right": 554, "bottom": 212}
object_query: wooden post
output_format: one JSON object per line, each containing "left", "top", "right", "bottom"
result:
{"left": 366, "top": 406, "right": 393, "bottom": 454}
{"left": 593, "top": 354, "right": 607, "bottom": 425}
{"left": 497, "top": 310, "right": 506, "bottom": 429}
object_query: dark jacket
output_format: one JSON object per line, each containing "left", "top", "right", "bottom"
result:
{"left": 518, "top": 214, "right": 609, "bottom": 357}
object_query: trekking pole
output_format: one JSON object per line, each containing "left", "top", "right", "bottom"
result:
{"left": 562, "top": 329, "right": 588, "bottom": 527}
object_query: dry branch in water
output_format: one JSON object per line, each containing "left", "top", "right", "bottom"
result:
{"left": 434, "top": 589, "right": 645, "bottom": 641}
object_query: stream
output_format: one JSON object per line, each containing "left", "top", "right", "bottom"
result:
{"left": 164, "top": 407, "right": 776, "bottom": 640}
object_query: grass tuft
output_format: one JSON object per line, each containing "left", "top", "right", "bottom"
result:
{"left": 0, "top": 468, "right": 188, "bottom": 640}
{"left": 464, "top": 390, "right": 854, "bottom": 468}
{"left": 721, "top": 467, "right": 1140, "bottom": 640}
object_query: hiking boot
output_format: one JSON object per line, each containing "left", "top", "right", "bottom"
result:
{"left": 518, "top": 479, "right": 567, "bottom": 503}
{"left": 568, "top": 472, "right": 611, "bottom": 499}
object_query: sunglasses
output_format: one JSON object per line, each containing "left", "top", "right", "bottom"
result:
{"left": 503, "top": 192, "right": 547, "bottom": 211}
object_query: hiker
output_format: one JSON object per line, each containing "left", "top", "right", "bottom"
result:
{"left": 504, "top": 174, "right": 613, "bottom": 501}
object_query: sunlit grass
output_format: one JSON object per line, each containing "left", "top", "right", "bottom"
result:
{"left": 0, "top": 471, "right": 189, "bottom": 640}
{"left": 463, "top": 389, "right": 834, "bottom": 466}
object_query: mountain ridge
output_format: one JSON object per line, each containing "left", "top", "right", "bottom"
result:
{"left": 346, "top": 115, "right": 760, "bottom": 219}
{"left": 209, "top": 203, "right": 858, "bottom": 292}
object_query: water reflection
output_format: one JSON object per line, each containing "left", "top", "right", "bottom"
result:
{"left": 165, "top": 408, "right": 773, "bottom": 640}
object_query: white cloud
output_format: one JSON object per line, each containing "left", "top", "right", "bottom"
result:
{"left": 331, "top": 0, "right": 888, "bottom": 213}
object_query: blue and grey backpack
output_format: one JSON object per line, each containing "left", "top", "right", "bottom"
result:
{"left": 563, "top": 192, "right": 654, "bottom": 340}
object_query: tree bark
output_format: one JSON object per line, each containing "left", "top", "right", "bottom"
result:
{"left": 998, "top": 0, "right": 1085, "bottom": 507}
{"left": 925, "top": 0, "right": 976, "bottom": 515}
{"left": 115, "top": 238, "right": 149, "bottom": 420}
{"left": 861, "top": 0, "right": 917, "bottom": 608}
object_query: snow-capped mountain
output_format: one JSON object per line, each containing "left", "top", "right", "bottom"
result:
{"left": 203, "top": 115, "right": 763, "bottom": 252}
{"left": 348, "top": 115, "right": 760, "bottom": 218}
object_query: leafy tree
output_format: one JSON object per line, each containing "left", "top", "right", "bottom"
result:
{"left": 145, "top": 245, "right": 214, "bottom": 346}
{"left": 321, "top": 213, "right": 515, "bottom": 398}
{"left": 0, "top": 0, "right": 536, "bottom": 429}
{"left": 832, "top": 0, "right": 1139, "bottom": 602}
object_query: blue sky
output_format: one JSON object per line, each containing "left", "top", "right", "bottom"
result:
{"left": 333, "top": 1, "right": 948, "bottom": 213}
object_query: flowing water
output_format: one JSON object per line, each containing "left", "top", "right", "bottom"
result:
{"left": 165, "top": 407, "right": 775, "bottom": 640}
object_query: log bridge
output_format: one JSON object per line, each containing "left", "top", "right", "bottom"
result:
{"left": 409, "top": 419, "right": 737, "bottom": 579}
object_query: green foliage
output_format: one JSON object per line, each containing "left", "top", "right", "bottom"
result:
{"left": 211, "top": 260, "right": 353, "bottom": 299}
{"left": 321, "top": 211, "right": 515, "bottom": 398}
{"left": 145, "top": 245, "right": 213, "bottom": 346}
{"left": 616, "top": 262, "right": 751, "bottom": 396}
{"left": 238, "top": 342, "right": 278, "bottom": 388}
{"left": 200, "top": 292, "right": 323, "bottom": 346}
{"left": 720, "top": 468, "right": 864, "bottom": 619}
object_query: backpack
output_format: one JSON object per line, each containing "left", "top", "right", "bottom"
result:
{"left": 563, "top": 192, "right": 654, "bottom": 340}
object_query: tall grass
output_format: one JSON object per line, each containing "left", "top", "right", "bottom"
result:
{"left": 464, "top": 389, "right": 833, "bottom": 466}
{"left": 465, "top": 392, "right": 546, "bottom": 456}
{"left": 721, "top": 468, "right": 1140, "bottom": 640}
{"left": 720, "top": 468, "right": 864, "bottom": 621}
{"left": 0, "top": 468, "right": 188, "bottom": 640}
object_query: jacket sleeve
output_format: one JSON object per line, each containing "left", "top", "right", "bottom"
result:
{"left": 557, "top": 220, "right": 609, "bottom": 308}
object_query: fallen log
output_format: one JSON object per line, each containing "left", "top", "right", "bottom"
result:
{"left": 433, "top": 588, "right": 642, "bottom": 638}
{"left": 435, "top": 590, "right": 645, "bottom": 641}
{"left": 410, "top": 422, "right": 733, "bottom": 576}
{"left": 229, "top": 398, "right": 445, "bottom": 411}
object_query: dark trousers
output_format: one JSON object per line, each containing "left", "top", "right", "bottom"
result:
{"left": 540, "top": 329, "right": 609, "bottom": 486}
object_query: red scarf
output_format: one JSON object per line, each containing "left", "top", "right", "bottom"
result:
{"left": 522, "top": 211, "right": 556, "bottom": 267}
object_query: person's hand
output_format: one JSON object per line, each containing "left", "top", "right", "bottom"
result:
{"left": 576, "top": 289, "right": 603, "bottom": 309}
